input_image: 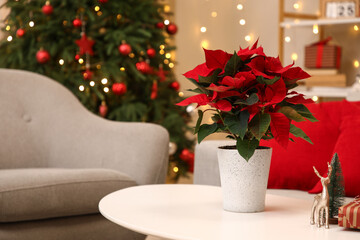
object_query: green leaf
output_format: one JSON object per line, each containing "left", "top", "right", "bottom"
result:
{"left": 236, "top": 138, "right": 260, "bottom": 161}
{"left": 194, "top": 110, "right": 203, "bottom": 134}
{"left": 224, "top": 115, "right": 241, "bottom": 135}
{"left": 187, "top": 88, "right": 205, "bottom": 94}
{"left": 290, "top": 104, "right": 318, "bottom": 122}
{"left": 290, "top": 124, "right": 313, "bottom": 144}
{"left": 224, "top": 51, "right": 242, "bottom": 76}
{"left": 234, "top": 93, "right": 259, "bottom": 105}
{"left": 186, "top": 78, "right": 210, "bottom": 95}
{"left": 278, "top": 106, "right": 305, "bottom": 122}
{"left": 249, "top": 113, "right": 271, "bottom": 140}
{"left": 198, "top": 68, "right": 222, "bottom": 84}
{"left": 256, "top": 76, "right": 280, "bottom": 85}
{"left": 239, "top": 111, "right": 250, "bottom": 139}
{"left": 197, "top": 123, "right": 218, "bottom": 143}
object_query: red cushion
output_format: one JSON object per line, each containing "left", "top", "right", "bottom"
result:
{"left": 263, "top": 101, "right": 342, "bottom": 191}
{"left": 308, "top": 101, "right": 360, "bottom": 197}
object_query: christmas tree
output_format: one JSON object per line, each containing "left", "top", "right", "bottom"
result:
{"left": 328, "top": 153, "right": 345, "bottom": 218}
{"left": 0, "top": 0, "right": 194, "bottom": 181}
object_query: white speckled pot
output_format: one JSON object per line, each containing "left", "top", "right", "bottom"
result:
{"left": 217, "top": 146, "right": 272, "bottom": 213}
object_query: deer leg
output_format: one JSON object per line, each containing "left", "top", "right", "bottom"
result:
{"left": 325, "top": 207, "right": 329, "bottom": 229}
{"left": 316, "top": 206, "right": 322, "bottom": 228}
{"left": 320, "top": 208, "right": 325, "bottom": 226}
{"left": 310, "top": 196, "right": 319, "bottom": 225}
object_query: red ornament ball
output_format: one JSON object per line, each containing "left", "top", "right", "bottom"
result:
{"left": 42, "top": 3, "right": 53, "bottom": 15}
{"left": 72, "top": 18, "right": 82, "bottom": 28}
{"left": 179, "top": 149, "right": 195, "bottom": 173}
{"left": 75, "top": 54, "right": 80, "bottom": 61}
{"left": 136, "top": 61, "right": 152, "bottom": 74}
{"left": 82, "top": 69, "right": 93, "bottom": 80}
{"left": 16, "top": 28, "right": 26, "bottom": 38}
{"left": 36, "top": 49, "right": 50, "bottom": 64}
{"left": 169, "top": 81, "right": 180, "bottom": 91}
{"left": 118, "top": 43, "right": 132, "bottom": 56}
{"left": 99, "top": 101, "right": 108, "bottom": 118}
{"left": 99, "top": 0, "right": 108, "bottom": 3}
{"left": 166, "top": 23, "right": 178, "bottom": 35}
{"left": 112, "top": 83, "right": 127, "bottom": 95}
{"left": 156, "top": 22, "right": 164, "bottom": 29}
{"left": 147, "top": 48, "right": 156, "bottom": 58}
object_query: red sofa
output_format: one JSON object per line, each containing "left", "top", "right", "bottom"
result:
{"left": 263, "top": 100, "right": 360, "bottom": 197}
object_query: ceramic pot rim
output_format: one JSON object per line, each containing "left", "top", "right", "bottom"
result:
{"left": 218, "top": 145, "right": 271, "bottom": 150}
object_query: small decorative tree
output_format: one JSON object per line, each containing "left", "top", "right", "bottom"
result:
{"left": 328, "top": 153, "right": 345, "bottom": 219}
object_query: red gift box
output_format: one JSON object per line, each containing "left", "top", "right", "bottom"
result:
{"left": 305, "top": 37, "right": 341, "bottom": 69}
{"left": 338, "top": 198, "right": 360, "bottom": 229}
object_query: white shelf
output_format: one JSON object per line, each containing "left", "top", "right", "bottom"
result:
{"left": 295, "top": 86, "right": 350, "bottom": 97}
{"left": 280, "top": 17, "right": 360, "bottom": 28}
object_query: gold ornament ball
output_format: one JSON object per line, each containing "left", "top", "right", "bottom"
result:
{"left": 99, "top": 27, "right": 106, "bottom": 34}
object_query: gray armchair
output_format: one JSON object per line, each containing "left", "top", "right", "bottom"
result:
{"left": 0, "top": 69, "right": 169, "bottom": 240}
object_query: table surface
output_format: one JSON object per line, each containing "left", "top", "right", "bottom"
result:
{"left": 99, "top": 184, "right": 359, "bottom": 240}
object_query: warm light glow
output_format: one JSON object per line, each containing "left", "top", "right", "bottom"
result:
{"left": 94, "top": 6, "right": 100, "bottom": 11}
{"left": 239, "top": 19, "right": 246, "bottom": 25}
{"left": 59, "top": 59, "right": 64, "bottom": 65}
{"left": 237, "top": 4, "right": 243, "bottom": 10}
{"left": 293, "top": 3, "right": 300, "bottom": 9}
{"left": 164, "top": 19, "right": 170, "bottom": 25}
{"left": 103, "top": 87, "right": 110, "bottom": 93}
{"left": 90, "top": 81, "right": 95, "bottom": 87}
{"left": 313, "top": 24, "right": 319, "bottom": 34}
{"left": 291, "top": 53, "right": 298, "bottom": 61}
{"left": 79, "top": 85, "right": 85, "bottom": 91}
{"left": 354, "top": 25, "right": 359, "bottom": 31}
{"left": 354, "top": 60, "right": 360, "bottom": 68}
{"left": 211, "top": 11, "right": 217, "bottom": 17}
{"left": 285, "top": 36, "right": 291, "bottom": 42}
{"left": 164, "top": 59, "right": 169, "bottom": 64}
{"left": 29, "top": 21, "right": 34, "bottom": 27}
{"left": 160, "top": 45, "right": 165, "bottom": 50}
{"left": 96, "top": 64, "right": 101, "bottom": 69}
{"left": 312, "top": 96, "right": 319, "bottom": 102}
{"left": 178, "top": 92, "right": 184, "bottom": 97}
{"left": 129, "top": 53, "right": 135, "bottom": 58}
{"left": 173, "top": 167, "right": 179, "bottom": 173}
{"left": 63, "top": 20, "right": 68, "bottom": 26}
{"left": 245, "top": 35, "right": 251, "bottom": 42}
{"left": 120, "top": 67, "right": 125, "bottom": 71}
{"left": 159, "top": 49, "right": 165, "bottom": 55}
{"left": 165, "top": 53, "right": 171, "bottom": 59}
{"left": 201, "top": 40, "right": 209, "bottom": 48}
{"left": 5, "top": 25, "right": 10, "bottom": 31}
{"left": 78, "top": 58, "right": 84, "bottom": 64}
{"left": 97, "top": 11, "right": 102, "bottom": 16}
{"left": 101, "top": 78, "right": 108, "bottom": 84}
{"left": 164, "top": 5, "right": 170, "bottom": 12}
{"left": 7, "top": 36, "right": 12, "bottom": 42}
{"left": 200, "top": 27, "right": 207, "bottom": 33}
{"left": 169, "top": 62, "right": 174, "bottom": 68}
{"left": 117, "top": 14, "right": 122, "bottom": 20}
{"left": 186, "top": 105, "right": 195, "bottom": 113}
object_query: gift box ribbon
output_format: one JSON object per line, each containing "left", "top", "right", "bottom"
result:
{"left": 310, "top": 37, "right": 341, "bottom": 68}
{"left": 339, "top": 196, "right": 360, "bottom": 229}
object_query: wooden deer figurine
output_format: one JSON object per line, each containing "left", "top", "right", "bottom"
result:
{"left": 310, "top": 162, "right": 332, "bottom": 229}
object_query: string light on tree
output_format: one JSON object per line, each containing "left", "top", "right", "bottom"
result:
{"left": 164, "top": 19, "right": 170, "bottom": 25}
{"left": 94, "top": 6, "right": 100, "bottom": 11}
{"left": 354, "top": 25, "right": 359, "bottom": 31}
{"left": 200, "top": 27, "right": 207, "bottom": 33}
{"left": 78, "top": 58, "right": 84, "bottom": 64}
{"left": 7, "top": 36, "right": 12, "bottom": 42}
{"left": 245, "top": 35, "right": 251, "bottom": 42}
{"left": 59, "top": 59, "right": 64, "bottom": 65}
{"left": 79, "top": 85, "right": 85, "bottom": 91}
{"left": 5, "top": 25, "right": 10, "bottom": 31}
{"left": 291, "top": 53, "right": 298, "bottom": 61}
{"left": 313, "top": 24, "right": 319, "bottom": 34}
{"left": 29, "top": 21, "right": 34, "bottom": 27}
{"left": 90, "top": 81, "right": 95, "bottom": 87}
{"left": 101, "top": 78, "right": 108, "bottom": 84}
{"left": 239, "top": 19, "right": 246, "bottom": 25}
{"left": 354, "top": 60, "right": 360, "bottom": 68}
{"left": 103, "top": 87, "right": 109, "bottom": 93}
{"left": 237, "top": 4, "right": 243, "bottom": 10}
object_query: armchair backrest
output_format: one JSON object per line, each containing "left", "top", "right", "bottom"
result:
{"left": 0, "top": 69, "right": 89, "bottom": 169}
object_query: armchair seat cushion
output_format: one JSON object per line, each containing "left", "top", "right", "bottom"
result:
{"left": 0, "top": 168, "right": 136, "bottom": 223}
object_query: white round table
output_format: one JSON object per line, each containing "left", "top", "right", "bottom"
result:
{"left": 99, "top": 184, "right": 359, "bottom": 240}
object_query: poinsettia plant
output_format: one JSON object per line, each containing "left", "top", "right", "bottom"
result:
{"left": 177, "top": 40, "right": 317, "bottom": 161}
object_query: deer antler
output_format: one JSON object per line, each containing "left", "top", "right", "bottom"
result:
{"left": 313, "top": 166, "right": 322, "bottom": 179}
{"left": 327, "top": 162, "right": 332, "bottom": 177}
